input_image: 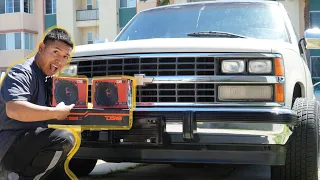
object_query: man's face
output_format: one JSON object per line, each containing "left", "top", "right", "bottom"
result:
{"left": 38, "top": 40, "right": 73, "bottom": 76}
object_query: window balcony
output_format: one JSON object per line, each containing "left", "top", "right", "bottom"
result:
{"left": 76, "top": 9, "right": 99, "bottom": 21}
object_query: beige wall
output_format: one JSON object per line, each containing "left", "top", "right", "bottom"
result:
{"left": 79, "top": 27, "right": 99, "bottom": 45}
{"left": 76, "top": 20, "right": 99, "bottom": 28}
{"left": 99, "top": 0, "right": 119, "bottom": 42}
{"left": 173, "top": 0, "right": 187, "bottom": 4}
{"left": 0, "top": 0, "right": 44, "bottom": 68}
{"left": 0, "top": 50, "right": 34, "bottom": 69}
{"left": 299, "top": 0, "right": 306, "bottom": 36}
{"left": 81, "top": 0, "right": 98, "bottom": 10}
{"left": 0, "top": 0, "right": 44, "bottom": 35}
{"left": 56, "top": 0, "right": 81, "bottom": 46}
{"left": 34, "top": 0, "right": 45, "bottom": 42}
{"left": 137, "top": 0, "right": 156, "bottom": 12}
{"left": 281, "top": 0, "right": 304, "bottom": 38}
{"left": 0, "top": 14, "right": 39, "bottom": 32}
{"left": 137, "top": 0, "right": 175, "bottom": 12}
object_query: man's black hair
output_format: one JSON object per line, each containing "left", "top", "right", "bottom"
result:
{"left": 43, "top": 28, "right": 74, "bottom": 48}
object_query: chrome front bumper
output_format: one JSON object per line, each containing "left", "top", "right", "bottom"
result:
{"left": 133, "top": 107, "right": 297, "bottom": 145}
{"left": 166, "top": 122, "right": 292, "bottom": 145}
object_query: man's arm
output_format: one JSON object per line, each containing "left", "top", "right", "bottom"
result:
{"left": 6, "top": 101, "right": 58, "bottom": 122}
{"left": 1, "top": 66, "right": 73, "bottom": 122}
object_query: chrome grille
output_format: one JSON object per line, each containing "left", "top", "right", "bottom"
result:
{"left": 76, "top": 56, "right": 216, "bottom": 104}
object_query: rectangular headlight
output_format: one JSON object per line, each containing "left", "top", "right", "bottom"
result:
{"left": 221, "top": 60, "right": 245, "bottom": 73}
{"left": 60, "top": 64, "right": 77, "bottom": 76}
{"left": 249, "top": 60, "right": 272, "bottom": 74}
{"left": 218, "top": 85, "right": 273, "bottom": 101}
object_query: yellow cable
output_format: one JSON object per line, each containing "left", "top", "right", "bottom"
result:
{"left": 49, "top": 125, "right": 82, "bottom": 180}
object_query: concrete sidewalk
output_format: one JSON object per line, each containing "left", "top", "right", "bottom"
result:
{"left": 89, "top": 160, "right": 139, "bottom": 175}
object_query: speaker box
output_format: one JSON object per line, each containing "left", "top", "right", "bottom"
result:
{"left": 92, "top": 77, "right": 133, "bottom": 109}
{"left": 51, "top": 76, "right": 88, "bottom": 108}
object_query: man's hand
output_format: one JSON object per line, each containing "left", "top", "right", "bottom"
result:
{"left": 54, "top": 102, "right": 75, "bottom": 120}
{"left": 6, "top": 100, "right": 75, "bottom": 122}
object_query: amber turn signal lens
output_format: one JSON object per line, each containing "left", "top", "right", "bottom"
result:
{"left": 275, "top": 84, "right": 284, "bottom": 102}
{"left": 275, "top": 58, "right": 284, "bottom": 76}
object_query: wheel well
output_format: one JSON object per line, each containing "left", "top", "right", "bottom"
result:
{"left": 292, "top": 83, "right": 302, "bottom": 106}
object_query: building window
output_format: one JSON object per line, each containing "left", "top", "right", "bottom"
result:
{"left": 120, "top": 0, "right": 136, "bottom": 8}
{"left": 6, "top": 0, "right": 13, "bottom": 13}
{"left": 0, "top": 32, "right": 22, "bottom": 50}
{"left": 0, "top": 0, "right": 20, "bottom": 14}
{"left": 311, "top": 56, "right": 320, "bottom": 77}
{"left": 24, "top": 0, "right": 33, "bottom": 14}
{"left": 45, "top": 0, "right": 56, "bottom": 14}
{"left": 87, "top": 0, "right": 92, "bottom": 10}
{"left": 24, "top": 33, "right": 34, "bottom": 50}
{"left": 87, "top": 32, "right": 93, "bottom": 44}
{"left": 310, "top": 11, "right": 320, "bottom": 28}
{"left": 0, "top": 34, "right": 6, "bottom": 50}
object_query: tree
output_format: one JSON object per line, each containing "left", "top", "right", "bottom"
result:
{"left": 156, "top": 0, "right": 170, "bottom": 6}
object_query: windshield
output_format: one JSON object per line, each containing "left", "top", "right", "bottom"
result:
{"left": 115, "top": 2, "right": 289, "bottom": 42}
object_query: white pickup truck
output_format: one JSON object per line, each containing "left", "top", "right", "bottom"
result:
{"left": 54, "top": 1, "right": 320, "bottom": 179}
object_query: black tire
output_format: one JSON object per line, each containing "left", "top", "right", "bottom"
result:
{"left": 69, "top": 158, "right": 98, "bottom": 177}
{"left": 46, "top": 158, "right": 98, "bottom": 179}
{"left": 271, "top": 98, "right": 319, "bottom": 180}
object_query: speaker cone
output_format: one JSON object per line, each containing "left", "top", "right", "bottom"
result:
{"left": 54, "top": 79, "right": 79, "bottom": 105}
{"left": 95, "top": 82, "right": 118, "bottom": 106}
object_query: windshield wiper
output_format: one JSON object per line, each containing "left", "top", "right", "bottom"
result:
{"left": 187, "top": 31, "right": 249, "bottom": 38}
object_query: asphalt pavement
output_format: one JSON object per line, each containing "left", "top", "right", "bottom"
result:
{"left": 82, "top": 162, "right": 271, "bottom": 180}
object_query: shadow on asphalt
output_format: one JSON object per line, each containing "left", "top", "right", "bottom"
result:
{"left": 84, "top": 164, "right": 270, "bottom": 180}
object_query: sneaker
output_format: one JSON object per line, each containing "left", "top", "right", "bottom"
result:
{"left": 0, "top": 166, "right": 19, "bottom": 180}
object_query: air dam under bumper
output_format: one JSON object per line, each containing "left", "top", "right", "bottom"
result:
{"left": 75, "top": 107, "right": 297, "bottom": 166}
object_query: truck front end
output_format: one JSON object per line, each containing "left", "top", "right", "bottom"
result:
{"left": 64, "top": 1, "right": 319, "bottom": 180}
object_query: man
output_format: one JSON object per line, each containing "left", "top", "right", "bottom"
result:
{"left": 0, "top": 28, "right": 76, "bottom": 180}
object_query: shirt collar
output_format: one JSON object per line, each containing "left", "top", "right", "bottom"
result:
{"left": 30, "top": 57, "right": 47, "bottom": 81}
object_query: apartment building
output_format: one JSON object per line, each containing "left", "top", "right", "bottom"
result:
{"left": 51, "top": 0, "right": 137, "bottom": 46}
{"left": 0, "top": 0, "right": 139, "bottom": 70}
{"left": 0, "top": 0, "right": 45, "bottom": 71}
{"left": 309, "top": 0, "right": 320, "bottom": 78}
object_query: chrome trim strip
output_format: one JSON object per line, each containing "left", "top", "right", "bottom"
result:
{"left": 72, "top": 52, "right": 282, "bottom": 60}
{"left": 165, "top": 123, "right": 292, "bottom": 145}
{"left": 135, "top": 102, "right": 283, "bottom": 107}
{"left": 133, "top": 107, "right": 293, "bottom": 113}
{"left": 87, "top": 75, "right": 280, "bottom": 85}
{"left": 147, "top": 75, "right": 278, "bottom": 84}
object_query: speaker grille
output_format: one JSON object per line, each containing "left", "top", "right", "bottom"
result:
{"left": 94, "top": 82, "right": 119, "bottom": 106}
{"left": 54, "top": 79, "right": 79, "bottom": 105}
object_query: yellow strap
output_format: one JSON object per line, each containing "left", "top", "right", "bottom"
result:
{"left": 49, "top": 125, "right": 82, "bottom": 180}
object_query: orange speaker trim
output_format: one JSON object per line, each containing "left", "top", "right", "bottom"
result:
{"left": 51, "top": 76, "right": 89, "bottom": 108}
{"left": 91, "top": 77, "right": 134, "bottom": 109}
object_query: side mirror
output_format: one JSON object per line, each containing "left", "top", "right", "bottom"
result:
{"left": 304, "top": 28, "right": 320, "bottom": 49}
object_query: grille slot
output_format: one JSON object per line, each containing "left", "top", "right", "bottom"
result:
{"left": 77, "top": 56, "right": 216, "bottom": 105}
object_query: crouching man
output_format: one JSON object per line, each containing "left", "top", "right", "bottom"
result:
{"left": 0, "top": 28, "right": 76, "bottom": 180}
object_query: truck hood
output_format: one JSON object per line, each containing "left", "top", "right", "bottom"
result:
{"left": 73, "top": 38, "right": 295, "bottom": 57}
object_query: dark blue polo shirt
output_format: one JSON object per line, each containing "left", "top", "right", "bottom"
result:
{"left": 0, "top": 57, "right": 49, "bottom": 162}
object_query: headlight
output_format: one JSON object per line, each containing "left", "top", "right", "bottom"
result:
{"left": 218, "top": 85, "right": 273, "bottom": 101}
{"left": 60, "top": 64, "right": 77, "bottom": 76}
{"left": 249, "top": 60, "right": 272, "bottom": 74}
{"left": 221, "top": 60, "right": 245, "bottom": 73}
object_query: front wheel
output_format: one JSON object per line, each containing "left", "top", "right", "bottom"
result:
{"left": 46, "top": 158, "right": 98, "bottom": 179}
{"left": 271, "top": 98, "right": 319, "bottom": 180}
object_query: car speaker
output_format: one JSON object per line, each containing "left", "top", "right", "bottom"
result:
{"left": 51, "top": 76, "right": 88, "bottom": 108}
{"left": 92, "top": 77, "right": 133, "bottom": 109}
